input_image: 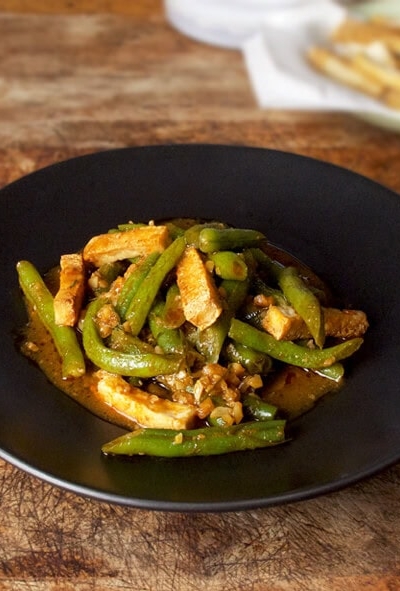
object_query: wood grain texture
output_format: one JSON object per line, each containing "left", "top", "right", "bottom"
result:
{"left": 1, "top": 10, "right": 400, "bottom": 192}
{"left": 0, "top": 0, "right": 163, "bottom": 15}
{"left": 1, "top": 458, "right": 400, "bottom": 591}
{"left": 1, "top": 3, "right": 400, "bottom": 590}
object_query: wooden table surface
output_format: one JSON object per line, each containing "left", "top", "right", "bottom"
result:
{"left": 1, "top": 2, "right": 400, "bottom": 590}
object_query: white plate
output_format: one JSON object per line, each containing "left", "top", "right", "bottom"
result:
{"left": 164, "top": 0, "right": 331, "bottom": 49}
{"left": 352, "top": 1, "right": 400, "bottom": 131}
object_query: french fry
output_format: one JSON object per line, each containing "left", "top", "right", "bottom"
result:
{"left": 351, "top": 52, "right": 400, "bottom": 92}
{"left": 307, "top": 46, "right": 384, "bottom": 98}
{"left": 332, "top": 18, "right": 400, "bottom": 55}
{"left": 362, "top": 41, "right": 397, "bottom": 68}
{"left": 307, "top": 16, "right": 400, "bottom": 111}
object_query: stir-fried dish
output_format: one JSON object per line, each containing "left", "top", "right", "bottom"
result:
{"left": 16, "top": 219, "right": 368, "bottom": 457}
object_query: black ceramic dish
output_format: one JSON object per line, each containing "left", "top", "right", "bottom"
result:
{"left": 1, "top": 144, "right": 399, "bottom": 512}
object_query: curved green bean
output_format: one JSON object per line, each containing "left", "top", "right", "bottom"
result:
{"left": 228, "top": 319, "right": 363, "bottom": 369}
{"left": 314, "top": 362, "right": 345, "bottom": 382}
{"left": 198, "top": 228, "right": 266, "bottom": 253}
{"left": 278, "top": 266, "right": 325, "bottom": 348}
{"left": 82, "top": 298, "right": 183, "bottom": 377}
{"left": 224, "top": 340, "right": 272, "bottom": 375}
{"left": 109, "top": 327, "right": 155, "bottom": 354}
{"left": 16, "top": 260, "right": 86, "bottom": 379}
{"left": 148, "top": 300, "right": 185, "bottom": 354}
{"left": 102, "top": 420, "right": 286, "bottom": 457}
{"left": 184, "top": 222, "right": 226, "bottom": 249}
{"left": 242, "top": 393, "right": 278, "bottom": 421}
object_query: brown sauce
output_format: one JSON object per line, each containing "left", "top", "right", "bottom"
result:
{"left": 262, "top": 365, "right": 341, "bottom": 420}
{"left": 20, "top": 307, "right": 138, "bottom": 430}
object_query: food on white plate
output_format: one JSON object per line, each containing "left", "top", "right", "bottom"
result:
{"left": 307, "top": 16, "right": 400, "bottom": 110}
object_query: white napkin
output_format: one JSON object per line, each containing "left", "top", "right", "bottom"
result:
{"left": 241, "top": 1, "right": 400, "bottom": 116}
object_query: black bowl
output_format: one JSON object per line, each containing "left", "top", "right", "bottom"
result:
{"left": 1, "top": 144, "right": 399, "bottom": 512}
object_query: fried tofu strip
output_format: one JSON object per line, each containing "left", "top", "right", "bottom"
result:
{"left": 83, "top": 225, "right": 171, "bottom": 267}
{"left": 94, "top": 370, "right": 197, "bottom": 430}
{"left": 332, "top": 19, "right": 400, "bottom": 55}
{"left": 262, "top": 305, "right": 369, "bottom": 341}
{"left": 54, "top": 253, "right": 85, "bottom": 326}
{"left": 176, "top": 246, "right": 223, "bottom": 331}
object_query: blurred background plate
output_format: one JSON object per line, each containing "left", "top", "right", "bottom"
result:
{"left": 352, "top": 1, "right": 400, "bottom": 131}
{"left": 164, "top": 0, "right": 331, "bottom": 49}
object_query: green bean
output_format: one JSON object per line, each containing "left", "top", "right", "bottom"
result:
{"left": 165, "top": 222, "right": 185, "bottom": 240}
{"left": 242, "top": 393, "right": 278, "bottom": 421}
{"left": 252, "top": 249, "right": 329, "bottom": 304}
{"left": 98, "top": 261, "right": 125, "bottom": 285}
{"left": 196, "top": 279, "right": 249, "bottom": 363}
{"left": 89, "top": 262, "right": 126, "bottom": 296}
{"left": 16, "top": 260, "right": 86, "bottom": 379}
{"left": 102, "top": 420, "right": 286, "bottom": 457}
{"left": 314, "top": 362, "right": 345, "bottom": 382}
{"left": 198, "top": 228, "right": 266, "bottom": 254}
{"left": 116, "top": 252, "right": 160, "bottom": 320}
{"left": 148, "top": 300, "right": 185, "bottom": 354}
{"left": 252, "top": 277, "right": 287, "bottom": 307}
{"left": 126, "top": 236, "right": 186, "bottom": 336}
{"left": 224, "top": 341, "right": 272, "bottom": 375}
{"left": 228, "top": 319, "right": 363, "bottom": 369}
{"left": 107, "top": 223, "right": 145, "bottom": 233}
{"left": 208, "top": 251, "right": 248, "bottom": 281}
{"left": 117, "top": 223, "right": 146, "bottom": 231}
{"left": 82, "top": 298, "right": 183, "bottom": 377}
{"left": 162, "top": 283, "right": 185, "bottom": 328}
{"left": 184, "top": 222, "right": 226, "bottom": 249}
{"left": 251, "top": 256, "right": 325, "bottom": 347}
{"left": 278, "top": 266, "right": 325, "bottom": 348}
{"left": 109, "top": 330, "right": 149, "bottom": 389}
{"left": 249, "top": 248, "right": 283, "bottom": 282}
{"left": 154, "top": 328, "right": 185, "bottom": 355}
{"left": 109, "top": 327, "right": 155, "bottom": 354}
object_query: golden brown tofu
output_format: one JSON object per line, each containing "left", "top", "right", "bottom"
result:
{"left": 176, "top": 246, "right": 223, "bottom": 331}
{"left": 263, "top": 305, "right": 369, "bottom": 341}
{"left": 83, "top": 225, "right": 171, "bottom": 267}
{"left": 95, "top": 370, "right": 197, "bottom": 430}
{"left": 53, "top": 253, "right": 85, "bottom": 326}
